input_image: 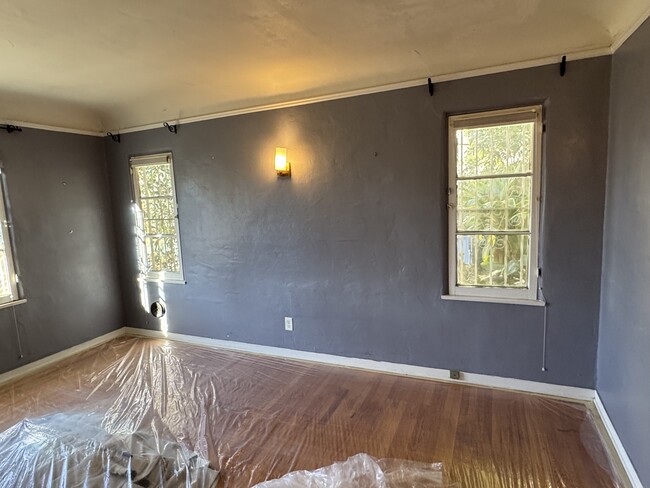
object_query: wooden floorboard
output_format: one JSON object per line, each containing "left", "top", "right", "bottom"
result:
{"left": 0, "top": 336, "right": 624, "bottom": 487}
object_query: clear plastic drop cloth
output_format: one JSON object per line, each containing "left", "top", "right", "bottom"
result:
{"left": 0, "top": 336, "right": 625, "bottom": 487}
{"left": 252, "top": 453, "right": 457, "bottom": 488}
{"left": 0, "top": 412, "right": 218, "bottom": 487}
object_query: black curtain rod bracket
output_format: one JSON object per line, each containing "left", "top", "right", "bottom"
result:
{"left": 560, "top": 55, "right": 567, "bottom": 77}
{"left": 427, "top": 78, "right": 434, "bottom": 96}
{"left": 163, "top": 122, "right": 178, "bottom": 134}
{"left": 107, "top": 132, "right": 121, "bottom": 143}
{"left": 0, "top": 124, "right": 22, "bottom": 134}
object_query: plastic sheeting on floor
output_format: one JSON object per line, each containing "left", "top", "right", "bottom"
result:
{"left": 0, "top": 412, "right": 218, "bottom": 487}
{"left": 0, "top": 336, "right": 625, "bottom": 487}
{"left": 253, "top": 453, "right": 455, "bottom": 487}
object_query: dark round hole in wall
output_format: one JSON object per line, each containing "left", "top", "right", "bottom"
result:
{"left": 150, "top": 301, "right": 166, "bottom": 318}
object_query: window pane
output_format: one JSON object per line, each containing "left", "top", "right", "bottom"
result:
{"left": 144, "top": 219, "right": 177, "bottom": 235}
{"left": 457, "top": 176, "right": 531, "bottom": 232}
{"left": 140, "top": 197, "right": 176, "bottom": 220}
{"left": 135, "top": 164, "right": 173, "bottom": 198}
{"left": 145, "top": 236, "right": 181, "bottom": 273}
{"left": 0, "top": 250, "right": 11, "bottom": 297}
{"left": 456, "top": 234, "right": 530, "bottom": 288}
{"left": 456, "top": 122, "right": 534, "bottom": 177}
{"left": 0, "top": 224, "right": 9, "bottom": 297}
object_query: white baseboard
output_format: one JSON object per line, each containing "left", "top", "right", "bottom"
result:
{"left": 594, "top": 393, "right": 643, "bottom": 488}
{"left": 0, "top": 325, "right": 594, "bottom": 402}
{"left": 123, "top": 327, "right": 595, "bottom": 402}
{"left": 0, "top": 328, "right": 125, "bottom": 388}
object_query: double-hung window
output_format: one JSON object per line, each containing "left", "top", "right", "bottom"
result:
{"left": 130, "top": 152, "right": 184, "bottom": 284}
{"left": 447, "top": 106, "right": 543, "bottom": 304}
{"left": 0, "top": 168, "right": 21, "bottom": 306}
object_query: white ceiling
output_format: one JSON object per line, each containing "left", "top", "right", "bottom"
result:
{"left": 1, "top": 0, "right": 649, "bottom": 134}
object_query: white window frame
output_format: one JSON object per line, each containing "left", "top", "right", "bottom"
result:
{"left": 0, "top": 167, "right": 24, "bottom": 308}
{"left": 445, "top": 105, "right": 543, "bottom": 305}
{"left": 130, "top": 152, "right": 185, "bottom": 284}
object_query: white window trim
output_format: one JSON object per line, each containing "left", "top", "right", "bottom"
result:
{"left": 447, "top": 105, "right": 543, "bottom": 304}
{"left": 0, "top": 298, "right": 27, "bottom": 310}
{"left": 0, "top": 167, "right": 24, "bottom": 306}
{"left": 130, "top": 152, "right": 185, "bottom": 284}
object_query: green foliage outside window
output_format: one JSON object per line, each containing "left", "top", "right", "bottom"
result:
{"left": 455, "top": 122, "right": 534, "bottom": 288}
{"left": 134, "top": 163, "right": 181, "bottom": 274}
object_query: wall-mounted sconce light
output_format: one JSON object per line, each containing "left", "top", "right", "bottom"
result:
{"left": 275, "top": 147, "right": 291, "bottom": 177}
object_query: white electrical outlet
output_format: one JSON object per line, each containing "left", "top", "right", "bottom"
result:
{"left": 284, "top": 317, "right": 293, "bottom": 331}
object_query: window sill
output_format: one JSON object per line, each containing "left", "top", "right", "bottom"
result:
{"left": 441, "top": 295, "right": 545, "bottom": 307}
{"left": 144, "top": 278, "right": 186, "bottom": 285}
{"left": 0, "top": 298, "right": 27, "bottom": 310}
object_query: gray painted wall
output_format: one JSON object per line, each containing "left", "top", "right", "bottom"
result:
{"left": 0, "top": 129, "right": 123, "bottom": 375}
{"left": 598, "top": 17, "right": 650, "bottom": 485}
{"left": 107, "top": 57, "right": 610, "bottom": 388}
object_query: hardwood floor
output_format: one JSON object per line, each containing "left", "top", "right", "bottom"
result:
{"left": 0, "top": 336, "right": 624, "bottom": 487}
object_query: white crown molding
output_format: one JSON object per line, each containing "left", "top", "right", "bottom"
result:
{"left": 0, "top": 119, "right": 104, "bottom": 138}
{"left": 611, "top": 5, "right": 650, "bottom": 53}
{"left": 123, "top": 326, "right": 596, "bottom": 401}
{"left": 110, "top": 46, "right": 611, "bottom": 135}
{"left": 594, "top": 393, "right": 643, "bottom": 487}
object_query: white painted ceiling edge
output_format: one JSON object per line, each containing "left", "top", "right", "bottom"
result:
{"left": 113, "top": 46, "right": 610, "bottom": 136}
{"left": 0, "top": 45, "right": 609, "bottom": 138}
{"left": 0, "top": 44, "right": 623, "bottom": 138}
{"left": 1, "top": 2, "right": 648, "bottom": 138}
